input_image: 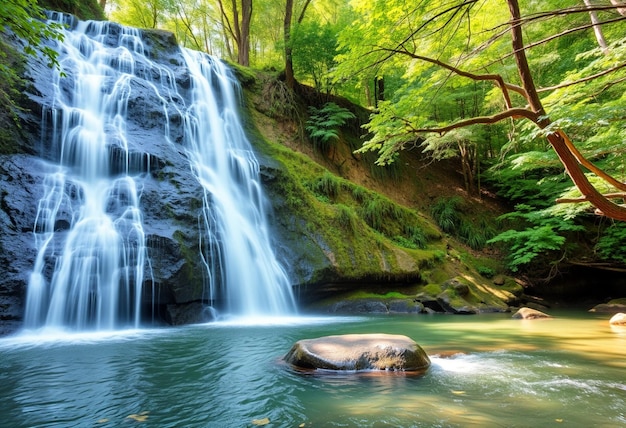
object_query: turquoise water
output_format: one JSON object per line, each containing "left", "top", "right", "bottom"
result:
{"left": 0, "top": 312, "right": 624, "bottom": 427}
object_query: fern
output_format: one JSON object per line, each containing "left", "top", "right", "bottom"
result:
{"left": 488, "top": 226, "right": 565, "bottom": 271}
{"left": 306, "top": 102, "right": 355, "bottom": 152}
{"left": 488, "top": 206, "right": 584, "bottom": 272}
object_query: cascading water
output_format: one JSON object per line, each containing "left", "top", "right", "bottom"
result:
{"left": 178, "top": 50, "right": 296, "bottom": 317}
{"left": 25, "top": 15, "right": 151, "bottom": 330}
{"left": 24, "top": 14, "right": 295, "bottom": 331}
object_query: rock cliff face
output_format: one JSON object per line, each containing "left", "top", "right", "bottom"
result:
{"left": 0, "top": 22, "right": 211, "bottom": 333}
{"left": 0, "top": 19, "right": 347, "bottom": 333}
{"left": 0, "top": 16, "right": 515, "bottom": 335}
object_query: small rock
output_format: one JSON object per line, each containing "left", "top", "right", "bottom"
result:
{"left": 512, "top": 307, "right": 552, "bottom": 320}
{"left": 443, "top": 278, "right": 470, "bottom": 296}
{"left": 493, "top": 275, "right": 506, "bottom": 286}
{"left": 609, "top": 313, "right": 626, "bottom": 326}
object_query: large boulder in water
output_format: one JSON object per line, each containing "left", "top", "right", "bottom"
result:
{"left": 284, "top": 333, "right": 431, "bottom": 372}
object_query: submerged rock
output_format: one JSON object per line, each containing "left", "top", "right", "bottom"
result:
{"left": 284, "top": 333, "right": 431, "bottom": 372}
{"left": 512, "top": 307, "right": 552, "bottom": 320}
{"left": 609, "top": 313, "right": 626, "bottom": 326}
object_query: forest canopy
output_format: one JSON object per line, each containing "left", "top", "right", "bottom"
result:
{"left": 3, "top": 0, "right": 626, "bottom": 275}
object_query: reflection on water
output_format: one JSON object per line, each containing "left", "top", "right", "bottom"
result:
{"left": 0, "top": 312, "right": 624, "bottom": 427}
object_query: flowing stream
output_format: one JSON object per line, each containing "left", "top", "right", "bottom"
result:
{"left": 24, "top": 14, "right": 295, "bottom": 331}
{"left": 1, "top": 312, "right": 624, "bottom": 426}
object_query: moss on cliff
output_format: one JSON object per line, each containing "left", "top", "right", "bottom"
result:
{"left": 233, "top": 71, "right": 520, "bottom": 311}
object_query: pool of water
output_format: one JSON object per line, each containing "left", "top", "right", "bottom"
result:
{"left": 0, "top": 312, "right": 624, "bottom": 427}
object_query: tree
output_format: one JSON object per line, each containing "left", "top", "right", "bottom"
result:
{"left": 284, "top": 0, "right": 312, "bottom": 88}
{"left": 338, "top": 0, "right": 626, "bottom": 221}
{"left": 290, "top": 20, "right": 337, "bottom": 92}
{"left": 109, "top": 0, "right": 172, "bottom": 29}
{"left": 217, "top": 0, "right": 253, "bottom": 66}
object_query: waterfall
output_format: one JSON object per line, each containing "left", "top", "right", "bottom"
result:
{"left": 179, "top": 50, "right": 296, "bottom": 317}
{"left": 24, "top": 14, "right": 295, "bottom": 331}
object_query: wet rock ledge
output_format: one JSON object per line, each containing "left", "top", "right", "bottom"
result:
{"left": 284, "top": 333, "right": 431, "bottom": 372}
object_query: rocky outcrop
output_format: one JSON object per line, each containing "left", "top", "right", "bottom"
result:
{"left": 284, "top": 333, "right": 431, "bottom": 372}
{"left": 512, "top": 307, "right": 552, "bottom": 320}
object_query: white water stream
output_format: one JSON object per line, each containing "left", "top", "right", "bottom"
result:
{"left": 24, "top": 14, "right": 294, "bottom": 331}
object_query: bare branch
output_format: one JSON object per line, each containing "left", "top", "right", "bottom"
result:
{"left": 406, "top": 108, "right": 538, "bottom": 135}
{"left": 383, "top": 47, "right": 528, "bottom": 106}
{"left": 480, "top": 16, "right": 626, "bottom": 69}
{"left": 537, "top": 62, "right": 626, "bottom": 93}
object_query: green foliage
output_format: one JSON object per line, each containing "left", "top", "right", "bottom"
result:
{"left": 488, "top": 205, "right": 585, "bottom": 272}
{"left": 305, "top": 102, "right": 355, "bottom": 152}
{"left": 488, "top": 226, "right": 565, "bottom": 272}
{"left": 360, "top": 196, "right": 401, "bottom": 231}
{"left": 430, "top": 197, "right": 463, "bottom": 234}
{"left": 306, "top": 171, "right": 341, "bottom": 201}
{"left": 394, "top": 225, "right": 427, "bottom": 250}
{"left": 290, "top": 20, "right": 337, "bottom": 93}
{"left": 430, "top": 197, "right": 495, "bottom": 250}
{"left": 335, "top": 204, "right": 358, "bottom": 234}
{"left": 595, "top": 222, "right": 626, "bottom": 264}
{"left": 477, "top": 266, "right": 495, "bottom": 278}
{"left": 1, "top": 1, "right": 64, "bottom": 67}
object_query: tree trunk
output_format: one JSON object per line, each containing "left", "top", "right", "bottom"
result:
{"left": 458, "top": 141, "right": 477, "bottom": 194}
{"left": 583, "top": 0, "right": 609, "bottom": 54}
{"left": 609, "top": 0, "right": 626, "bottom": 17}
{"left": 238, "top": 0, "right": 252, "bottom": 66}
{"left": 374, "top": 76, "right": 385, "bottom": 108}
{"left": 284, "top": 0, "right": 295, "bottom": 89}
{"left": 508, "top": 0, "right": 626, "bottom": 220}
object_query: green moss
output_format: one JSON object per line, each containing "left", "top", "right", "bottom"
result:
{"left": 420, "top": 283, "right": 443, "bottom": 296}
{"left": 344, "top": 290, "right": 412, "bottom": 300}
{"left": 172, "top": 230, "right": 204, "bottom": 296}
{"left": 223, "top": 60, "right": 256, "bottom": 87}
{"left": 235, "top": 70, "right": 512, "bottom": 296}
